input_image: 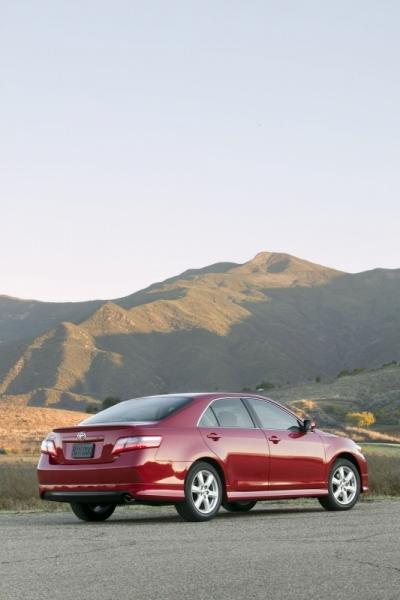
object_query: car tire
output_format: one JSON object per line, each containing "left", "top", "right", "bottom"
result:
{"left": 175, "top": 461, "right": 222, "bottom": 522}
{"left": 222, "top": 501, "right": 257, "bottom": 513}
{"left": 318, "top": 458, "right": 361, "bottom": 511}
{"left": 70, "top": 502, "right": 116, "bottom": 522}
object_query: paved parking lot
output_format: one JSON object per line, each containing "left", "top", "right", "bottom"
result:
{"left": 1, "top": 499, "right": 399, "bottom": 600}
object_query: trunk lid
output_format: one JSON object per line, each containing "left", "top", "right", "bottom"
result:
{"left": 50, "top": 422, "right": 152, "bottom": 464}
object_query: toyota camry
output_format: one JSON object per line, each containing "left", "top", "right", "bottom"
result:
{"left": 37, "top": 393, "right": 368, "bottom": 522}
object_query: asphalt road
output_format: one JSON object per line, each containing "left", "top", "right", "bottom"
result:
{"left": 1, "top": 499, "right": 399, "bottom": 600}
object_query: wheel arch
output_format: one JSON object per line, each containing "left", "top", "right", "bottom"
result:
{"left": 189, "top": 457, "right": 228, "bottom": 500}
{"left": 330, "top": 452, "right": 363, "bottom": 490}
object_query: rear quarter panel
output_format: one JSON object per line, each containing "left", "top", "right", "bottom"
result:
{"left": 155, "top": 426, "right": 218, "bottom": 463}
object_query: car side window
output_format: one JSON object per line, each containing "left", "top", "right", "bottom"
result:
{"left": 198, "top": 407, "right": 219, "bottom": 427}
{"left": 212, "top": 398, "right": 255, "bottom": 428}
{"left": 247, "top": 398, "right": 299, "bottom": 430}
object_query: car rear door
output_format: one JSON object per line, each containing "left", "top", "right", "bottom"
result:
{"left": 198, "top": 397, "right": 269, "bottom": 492}
{"left": 244, "top": 397, "right": 326, "bottom": 491}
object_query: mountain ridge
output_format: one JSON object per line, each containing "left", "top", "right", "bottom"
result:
{"left": 0, "top": 251, "right": 399, "bottom": 411}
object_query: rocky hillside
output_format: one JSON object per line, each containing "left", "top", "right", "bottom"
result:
{"left": 0, "top": 251, "right": 399, "bottom": 410}
{"left": 271, "top": 363, "right": 400, "bottom": 440}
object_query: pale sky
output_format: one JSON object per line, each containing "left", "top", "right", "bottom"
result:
{"left": 1, "top": 1, "right": 399, "bottom": 302}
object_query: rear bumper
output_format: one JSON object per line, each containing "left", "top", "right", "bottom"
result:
{"left": 42, "top": 491, "right": 130, "bottom": 504}
{"left": 37, "top": 453, "right": 190, "bottom": 502}
{"left": 39, "top": 482, "right": 185, "bottom": 501}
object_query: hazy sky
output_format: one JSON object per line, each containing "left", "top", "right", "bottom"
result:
{"left": 1, "top": 1, "right": 399, "bottom": 301}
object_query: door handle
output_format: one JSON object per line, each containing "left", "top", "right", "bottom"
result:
{"left": 268, "top": 435, "right": 281, "bottom": 444}
{"left": 206, "top": 432, "right": 221, "bottom": 441}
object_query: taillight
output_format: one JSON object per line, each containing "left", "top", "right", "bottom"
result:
{"left": 40, "top": 438, "right": 57, "bottom": 457}
{"left": 112, "top": 436, "right": 162, "bottom": 455}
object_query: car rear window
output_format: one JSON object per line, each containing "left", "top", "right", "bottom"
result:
{"left": 81, "top": 395, "right": 192, "bottom": 424}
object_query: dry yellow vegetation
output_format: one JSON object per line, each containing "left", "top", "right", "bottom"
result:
{"left": 0, "top": 404, "right": 87, "bottom": 455}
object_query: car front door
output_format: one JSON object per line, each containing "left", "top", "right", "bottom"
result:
{"left": 245, "top": 397, "right": 326, "bottom": 491}
{"left": 198, "top": 397, "right": 269, "bottom": 492}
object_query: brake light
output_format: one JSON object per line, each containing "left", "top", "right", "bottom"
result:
{"left": 40, "top": 438, "right": 57, "bottom": 457}
{"left": 112, "top": 436, "right": 162, "bottom": 455}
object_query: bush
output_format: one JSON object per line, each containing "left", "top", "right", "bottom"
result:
{"left": 256, "top": 381, "right": 275, "bottom": 391}
{"left": 353, "top": 368, "right": 365, "bottom": 375}
{"left": 102, "top": 396, "right": 121, "bottom": 410}
{"left": 382, "top": 361, "right": 398, "bottom": 368}
{"left": 85, "top": 403, "right": 99, "bottom": 414}
{"left": 337, "top": 369, "right": 350, "bottom": 378}
{"left": 346, "top": 411, "right": 376, "bottom": 428}
{"left": 337, "top": 368, "right": 365, "bottom": 378}
{"left": 298, "top": 399, "right": 317, "bottom": 410}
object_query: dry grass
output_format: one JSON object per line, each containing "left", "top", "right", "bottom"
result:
{"left": 330, "top": 427, "right": 400, "bottom": 443}
{"left": 295, "top": 399, "right": 318, "bottom": 411}
{"left": 0, "top": 461, "right": 66, "bottom": 510}
{"left": 0, "top": 404, "right": 87, "bottom": 455}
{"left": 346, "top": 427, "right": 400, "bottom": 443}
{"left": 365, "top": 452, "right": 400, "bottom": 496}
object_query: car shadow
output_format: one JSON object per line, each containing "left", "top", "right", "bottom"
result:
{"left": 103, "top": 504, "right": 325, "bottom": 525}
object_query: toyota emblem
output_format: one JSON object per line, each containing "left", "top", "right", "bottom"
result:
{"left": 77, "top": 431, "right": 87, "bottom": 441}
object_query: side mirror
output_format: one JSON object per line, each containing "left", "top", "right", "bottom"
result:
{"left": 302, "top": 419, "right": 316, "bottom": 432}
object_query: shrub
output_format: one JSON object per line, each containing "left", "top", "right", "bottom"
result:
{"left": 382, "top": 361, "right": 398, "bottom": 368}
{"left": 256, "top": 381, "right": 275, "bottom": 391}
{"left": 298, "top": 399, "right": 317, "bottom": 410}
{"left": 337, "top": 369, "right": 350, "bottom": 378}
{"left": 337, "top": 368, "right": 365, "bottom": 378}
{"left": 102, "top": 396, "right": 121, "bottom": 410}
{"left": 346, "top": 411, "right": 376, "bottom": 428}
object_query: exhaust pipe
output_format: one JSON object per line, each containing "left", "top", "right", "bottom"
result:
{"left": 123, "top": 493, "right": 136, "bottom": 504}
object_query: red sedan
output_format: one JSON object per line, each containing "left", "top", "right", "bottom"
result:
{"left": 37, "top": 393, "right": 368, "bottom": 522}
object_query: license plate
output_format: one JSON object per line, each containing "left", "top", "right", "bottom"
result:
{"left": 72, "top": 443, "right": 95, "bottom": 458}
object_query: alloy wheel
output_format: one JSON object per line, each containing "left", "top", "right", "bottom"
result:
{"left": 190, "top": 469, "right": 219, "bottom": 514}
{"left": 331, "top": 465, "right": 357, "bottom": 505}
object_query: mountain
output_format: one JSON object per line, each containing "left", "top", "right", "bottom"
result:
{"left": 0, "top": 251, "right": 399, "bottom": 411}
{"left": 0, "top": 295, "right": 103, "bottom": 344}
